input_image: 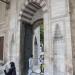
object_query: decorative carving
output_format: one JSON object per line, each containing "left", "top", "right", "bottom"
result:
{"left": 53, "top": 24, "right": 66, "bottom": 75}
{"left": 54, "top": 24, "right": 63, "bottom": 39}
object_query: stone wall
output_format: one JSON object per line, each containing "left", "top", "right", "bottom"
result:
{"left": 69, "top": 0, "right": 75, "bottom": 75}
{"left": 46, "top": 0, "right": 73, "bottom": 75}
{"left": 0, "top": 0, "right": 74, "bottom": 75}
{"left": 0, "top": 1, "right": 9, "bottom": 75}
{"left": 0, "top": 1, "right": 9, "bottom": 63}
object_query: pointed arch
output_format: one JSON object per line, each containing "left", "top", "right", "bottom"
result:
{"left": 34, "top": 36, "right": 38, "bottom": 65}
{"left": 34, "top": 36, "right": 37, "bottom": 45}
{"left": 19, "top": 0, "right": 47, "bottom": 23}
{"left": 25, "top": 0, "right": 47, "bottom": 12}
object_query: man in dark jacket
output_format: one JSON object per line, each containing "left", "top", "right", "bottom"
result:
{"left": 4, "top": 62, "right": 16, "bottom": 75}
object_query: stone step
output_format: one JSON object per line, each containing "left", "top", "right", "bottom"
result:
{"left": 0, "top": 66, "right": 5, "bottom": 75}
{"left": 31, "top": 72, "right": 40, "bottom": 75}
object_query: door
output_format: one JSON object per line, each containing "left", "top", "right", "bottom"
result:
{"left": 20, "top": 22, "right": 33, "bottom": 75}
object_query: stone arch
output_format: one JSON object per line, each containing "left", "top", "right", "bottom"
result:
{"left": 26, "top": 0, "right": 47, "bottom": 10}
{"left": 19, "top": 0, "right": 47, "bottom": 24}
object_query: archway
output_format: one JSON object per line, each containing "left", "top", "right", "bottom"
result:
{"left": 19, "top": 0, "right": 47, "bottom": 75}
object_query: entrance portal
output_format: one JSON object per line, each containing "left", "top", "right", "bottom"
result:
{"left": 19, "top": 0, "right": 47, "bottom": 75}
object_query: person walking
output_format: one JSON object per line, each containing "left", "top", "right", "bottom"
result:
{"left": 28, "top": 55, "right": 33, "bottom": 75}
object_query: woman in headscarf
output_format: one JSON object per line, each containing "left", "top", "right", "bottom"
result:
{"left": 4, "top": 62, "right": 16, "bottom": 75}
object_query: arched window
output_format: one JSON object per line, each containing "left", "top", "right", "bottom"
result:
{"left": 34, "top": 37, "right": 38, "bottom": 65}
{"left": 33, "top": 20, "right": 44, "bottom": 67}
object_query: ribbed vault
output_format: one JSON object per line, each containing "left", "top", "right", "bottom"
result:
{"left": 19, "top": 0, "right": 47, "bottom": 23}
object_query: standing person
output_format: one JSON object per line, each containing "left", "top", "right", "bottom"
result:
{"left": 28, "top": 55, "right": 33, "bottom": 75}
{"left": 4, "top": 62, "right": 16, "bottom": 75}
{"left": 40, "top": 55, "right": 44, "bottom": 73}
